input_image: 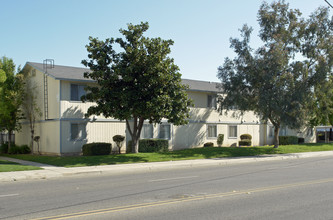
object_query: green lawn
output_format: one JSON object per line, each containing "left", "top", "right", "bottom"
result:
{"left": 0, "top": 159, "right": 42, "bottom": 172}
{"left": 2, "top": 143, "right": 333, "bottom": 168}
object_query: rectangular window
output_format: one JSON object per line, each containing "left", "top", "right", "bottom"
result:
{"left": 70, "top": 123, "right": 86, "bottom": 140}
{"left": 159, "top": 124, "right": 171, "bottom": 139}
{"left": 70, "top": 84, "right": 86, "bottom": 101}
{"left": 207, "top": 124, "right": 217, "bottom": 138}
{"left": 229, "top": 125, "right": 237, "bottom": 138}
{"left": 141, "top": 124, "right": 153, "bottom": 139}
{"left": 207, "top": 95, "right": 217, "bottom": 109}
{"left": 269, "top": 126, "right": 274, "bottom": 137}
{"left": 279, "top": 127, "right": 287, "bottom": 136}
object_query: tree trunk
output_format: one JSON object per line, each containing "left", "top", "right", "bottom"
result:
{"left": 126, "top": 117, "right": 144, "bottom": 154}
{"left": 273, "top": 126, "right": 280, "bottom": 148}
{"left": 7, "top": 130, "right": 12, "bottom": 150}
{"left": 30, "top": 129, "right": 34, "bottom": 154}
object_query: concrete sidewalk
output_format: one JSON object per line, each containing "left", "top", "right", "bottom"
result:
{"left": 1, "top": 151, "right": 333, "bottom": 183}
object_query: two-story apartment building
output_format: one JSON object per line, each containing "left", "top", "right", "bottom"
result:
{"left": 15, "top": 62, "right": 316, "bottom": 155}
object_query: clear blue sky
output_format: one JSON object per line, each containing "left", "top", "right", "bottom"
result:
{"left": 1, "top": 0, "right": 331, "bottom": 82}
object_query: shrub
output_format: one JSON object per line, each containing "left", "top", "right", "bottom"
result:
{"left": 298, "top": 137, "right": 305, "bottom": 144}
{"left": 82, "top": 142, "right": 111, "bottom": 156}
{"left": 127, "top": 139, "right": 169, "bottom": 153}
{"left": 204, "top": 142, "right": 214, "bottom": 147}
{"left": 113, "top": 135, "right": 125, "bottom": 154}
{"left": 240, "top": 134, "right": 252, "bottom": 140}
{"left": 8, "top": 144, "right": 20, "bottom": 154}
{"left": 217, "top": 134, "right": 224, "bottom": 147}
{"left": 0, "top": 143, "right": 9, "bottom": 153}
{"left": 279, "top": 136, "right": 298, "bottom": 145}
{"left": 239, "top": 140, "right": 252, "bottom": 146}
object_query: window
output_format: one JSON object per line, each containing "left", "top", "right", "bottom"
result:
{"left": 279, "top": 127, "right": 287, "bottom": 136}
{"left": 207, "top": 95, "right": 217, "bottom": 109}
{"left": 159, "top": 124, "right": 171, "bottom": 139}
{"left": 71, "top": 123, "right": 86, "bottom": 140}
{"left": 228, "top": 125, "right": 237, "bottom": 138}
{"left": 70, "top": 84, "right": 86, "bottom": 101}
{"left": 269, "top": 126, "right": 274, "bottom": 137}
{"left": 141, "top": 124, "right": 153, "bottom": 139}
{"left": 207, "top": 124, "right": 217, "bottom": 138}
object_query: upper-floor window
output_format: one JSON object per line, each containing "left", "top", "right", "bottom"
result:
{"left": 159, "top": 124, "right": 171, "bottom": 140}
{"left": 207, "top": 94, "right": 217, "bottom": 109}
{"left": 70, "top": 84, "right": 86, "bottom": 101}
{"left": 141, "top": 124, "right": 153, "bottom": 139}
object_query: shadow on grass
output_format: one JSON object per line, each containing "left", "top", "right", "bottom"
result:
{"left": 159, "top": 147, "right": 279, "bottom": 159}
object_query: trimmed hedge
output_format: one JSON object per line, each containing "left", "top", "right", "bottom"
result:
{"left": 239, "top": 133, "right": 252, "bottom": 146}
{"left": 1, "top": 143, "right": 31, "bottom": 154}
{"left": 298, "top": 137, "right": 305, "bottom": 144}
{"left": 127, "top": 139, "right": 169, "bottom": 153}
{"left": 240, "top": 134, "right": 252, "bottom": 140}
{"left": 82, "top": 142, "right": 111, "bottom": 156}
{"left": 239, "top": 140, "right": 252, "bottom": 146}
{"left": 279, "top": 136, "right": 298, "bottom": 145}
{"left": 217, "top": 134, "right": 224, "bottom": 147}
{"left": 204, "top": 142, "right": 214, "bottom": 147}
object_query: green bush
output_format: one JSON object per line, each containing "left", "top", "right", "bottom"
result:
{"left": 82, "top": 142, "right": 111, "bottom": 156}
{"left": 239, "top": 140, "right": 252, "bottom": 146}
{"left": 217, "top": 134, "right": 224, "bottom": 147}
{"left": 204, "top": 142, "right": 214, "bottom": 147}
{"left": 298, "top": 137, "right": 305, "bottom": 144}
{"left": 127, "top": 139, "right": 169, "bottom": 153}
{"left": 8, "top": 144, "right": 20, "bottom": 154}
{"left": 240, "top": 134, "right": 252, "bottom": 140}
{"left": 279, "top": 136, "right": 298, "bottom": 145}
{"left": 0, "top": 143, "right": 9, "bottom": 153}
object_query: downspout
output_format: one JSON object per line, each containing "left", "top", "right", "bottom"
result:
{"left": 59, "top": 80, "right": 62, "bottom": 155}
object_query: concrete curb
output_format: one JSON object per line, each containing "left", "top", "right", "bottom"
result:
{"left": 1, "top": 151, "right": 333, "bottom": 182}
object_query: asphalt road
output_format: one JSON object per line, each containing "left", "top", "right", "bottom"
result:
{"left": 1, "top": 156, "right": 333, "bottom": 220}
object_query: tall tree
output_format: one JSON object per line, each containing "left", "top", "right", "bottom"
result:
{"left": 21, "top": 72, "right": 42, "bottom": 153}
{"left": 306, "top": 6, "right": 333, "bottom": 128}
{"left": 82, "top": 22, "right": 193, "bottom": 153}
{"left": 217, "top": 1, "right": 332, "bottom": 148}
{"left": 0, "top": 57, "right": 24, "bottom": 149}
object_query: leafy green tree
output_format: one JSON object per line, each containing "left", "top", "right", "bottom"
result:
{"left": 0, "top": 57, "right": 24, "bottom": 150}
{"left": 217, "top": 1, "right": 332, "bottom": 148}
{"left": 82, "top": 22, "right": 193, "bottom": 153}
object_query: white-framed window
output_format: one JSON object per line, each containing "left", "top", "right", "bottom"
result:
{"left": 70, "top": 84, "right": 86, "bottom": 101}
{"left": 279, "top": 127, "right": 287, "bottom": 136}
{"left": 159, "top": 124, "right": 171, "bottom": 140}
{"left": 141, "top": 124, "right": 154, "bottom": 139}
{"left": 70, "top": 123, "right": 86, "bottom": 140}
{"left": 207, "top": 124, "right": 217, "bottom": 138}
{"left": 207, "top": 94, "right": 217, "bottom": 109}
{"left": 228, "top": 125, "right": 237, "bottom": 138}
{"left": 268, "top": 126, "right": 274, "bottom": 137}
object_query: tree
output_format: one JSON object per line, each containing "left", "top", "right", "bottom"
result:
{"left": 82, "top": 22, "right": 193, "bottom": 153}
{"left": 217, "top": 1, "right": 332, "bottom": 148}
{"left": 0, "top": 57, "right": 24, "bottom": 150}
{"left": 21, "top": 72, "right": 42, "bottom": 153}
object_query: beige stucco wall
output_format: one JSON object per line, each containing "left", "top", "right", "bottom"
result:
{"left": 15, "top": 120, "right": 60, "bottom": 155}
{"left": 60, "top": 120, "right": 126, "bottom": 154}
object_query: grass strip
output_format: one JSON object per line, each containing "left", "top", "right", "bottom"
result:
{"left": 0, "top": 159, "right": 42, "bottom": 172}
{"left": 2, "top": 143, "right": 333, "bottom": 168}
